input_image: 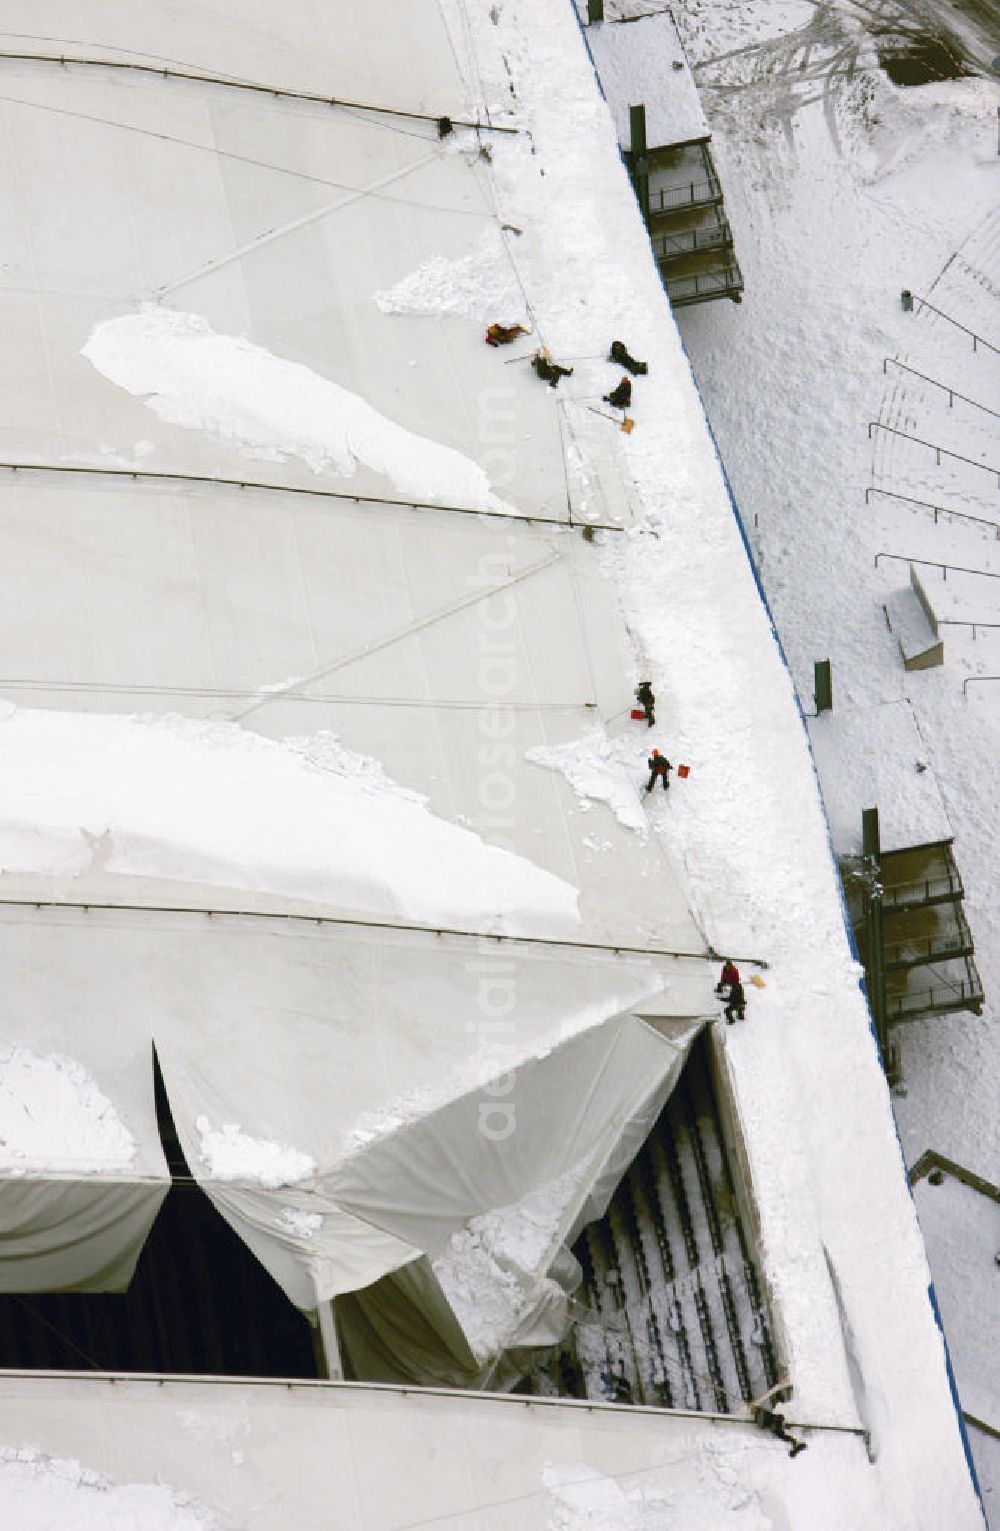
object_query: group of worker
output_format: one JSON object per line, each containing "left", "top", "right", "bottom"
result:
{"left": 483, "top": 323, "right": 649, "bottom": 425}
{"left": 634, "top": 681, "right": 674, "bottom": 797}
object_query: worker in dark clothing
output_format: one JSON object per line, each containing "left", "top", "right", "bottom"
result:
{"left": 751, "top": 1406, "right": 808, "bottom": 1458}
{"left": 635, "top": 680, "right": 655, "bottom": 727}
{"left": 532, "top": 349, "right": 574, "bottom": 387}
{"left": 485, "top": 322, "right": 529, "bottom": 347}
{"left": 646, "top": 748, "right": 672, "bottom": 793}
{"left": 609, "top": 340, "right": 648, "bottom": 375}
{"left": 724, "top": 981, "right": 747, "bottom": 1024}
{"left": 715, "top": 959, "right": 740, "bottom": 996}
{"left": 604, "top": 376, "right": 632, "bottom": 410}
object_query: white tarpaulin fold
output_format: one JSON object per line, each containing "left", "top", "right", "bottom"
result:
{"left": 0, "top": 908, "right": 713, "bottom": 1381}
{"left": 151, "top": 928, "right": 674, "bottom": 1302}
{"left": 333, "top": 1015, "right": 702, "bottom": 1386}
{"left": 0, "top": 1176, "right": 168, "bottom": 1294}
{"left": 0, "top": 924, "right": 170, "bottom": 1292}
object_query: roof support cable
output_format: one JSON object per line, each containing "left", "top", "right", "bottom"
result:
{"left": 0, "top": 461, "right": 627, "bottom": 532}
{"left": 0, "top": 897, "right": 768, "bottom": 969}
{"left": 229, "top": 550, "right": 562, "bottom": 721}
{"left": 0, "top": 50, "right": 520, "bottom": 135}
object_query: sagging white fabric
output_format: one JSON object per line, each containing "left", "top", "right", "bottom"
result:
{"left": 0, "top": 907, "right": 709, "bottom": 1380}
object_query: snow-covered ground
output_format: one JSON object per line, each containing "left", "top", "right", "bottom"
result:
{"left": 663, "top": 0, "right": 998, "bottom": 1510}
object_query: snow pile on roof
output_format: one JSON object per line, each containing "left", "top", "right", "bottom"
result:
{"left": 542, "top": 1456, "right": 772, "bottom": 1531}
{"left": 433, "top": 1157, "right": 594, "bottom": 1360}
{"left": 0, "top": 705, "right": 580, "bottom": 933}
{"left": 287, "top": 731, "right": 428, "bottom": 806}
{"left": 525, "top": 731, "right": 648, "bottom": 833}
{"left": 433, "top": 1228, "right": 535, "bottom": 1361}
{"left": 280, "top": 1208, "right": 323, "bottom": 1240}
{"left": 196, "top": 1117, "right": 315, "bottom": 1189}
{"left": 0, "top": 1450, "right": 219, "bottom": 1530}
{"left": 808, "top": 702, "right": 953, "bottom": 854}
{"left": 373, "top": 228, "right": 528, "bottom": 325}
{"left": 82, "top": 307, "right": 512, "bottom": 512}
{"left": 0, "top": 1048, "right": 136, "bottom": 1174}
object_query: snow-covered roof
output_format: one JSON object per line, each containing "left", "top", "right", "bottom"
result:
{"left": 0, "top": 483, "right": 698, "bottom": 950}
{"left": 0, "top": 1372, "right": 876, "bottom": 1530}
{"left": 586, "top": 14, "right": 710, "bottom": 149}
{"left": 807, "top": 700, "right": 953, "bottom": 854}
{"left": 0, "top": 0, "right": 986, "bottom": 1523}
{"left": 0, "top": 901, "right": 708, "bottom": 1377}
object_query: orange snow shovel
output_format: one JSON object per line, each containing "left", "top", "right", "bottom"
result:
{"left": 749, "top": 974, "right": 766, "bottom": 989}
{"left": 677, "top": 764, "right": 690, "bottom": 779}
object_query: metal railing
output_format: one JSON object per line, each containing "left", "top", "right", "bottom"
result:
{"left": 936, "top": 618, "right": 1000, "bottom": 638}
{"left": 865, "top": 486, "right": 1000, "bottom": 537}
{"left": 903, "top": 294, "right": 1000, "bottom": 357}
{"left": 652, "top": 221, "right": 731, "bottom": 261}
{"left": 882, "top": 357, "right": 1000, "bottom": 419}
{"left": 867, "top": 422, "right": 1000, "bottom": 482}
{"left": 884, "top": 934, "right": 970, "bottom": 967}
{"left": 887, "top": 973, "right": 982, "bottom": 1020}
{"left": 649, "top": 178, "right": 720, "bottom": 212}
{"left": 882, "top": 870, "right": 962, "bottom": 908}
{"left": 875, "top": 551, "right": 1000, "bottom": 582}
{"left": 909, "top": 1150, "right": 1000, "bottom": 1204}
{"left": 962, "top": 675, "right": 1000, "bottom": 696}
{"left": 884, "top": 908, "right": 972, "bottom": 967}
{"left": 665, "top": 265, "right": 743, "bottom": 304}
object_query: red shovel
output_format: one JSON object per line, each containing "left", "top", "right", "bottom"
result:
{"left": 630, "top": 708, "right": 646, "bottom": 720}
{"left": 677, "top": 764, "right": 690, "bottom": 778}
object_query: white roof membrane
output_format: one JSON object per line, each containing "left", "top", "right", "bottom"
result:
{"left": 0, "top": 477, "right": 700, "bottom": 950}
{"left": 0, "top": 902, "right": 710, "bottom": 1373}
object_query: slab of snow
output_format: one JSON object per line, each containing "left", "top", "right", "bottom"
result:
{"left": 0, "top": 1450, "right": 219, "bottom": 1530}
{"left": 433, "top": 1229, "right": 534, "bottom": 1362}
{"left": 808, "top": 700, "right": 952, "bottom": 855}
{"left": 542, "top": 1456, "right": 773, "bottom": 1531}
{"left": 195, "top": 1116, "right": 315, "bottom": 1189}
{"left": 525, "top": 731, "right": 648, "bottom": 834}
{"left": 286, "top": 730, "right": 427, "bottom": 807}
{"left": 82, "top": 306, "right": 513, "bottom": 513}
{"left": 373, "top": 228, "right": 528, "bottom": 326}
{"left": 0, "top": 705, "right": 580, "bottom": 934}
{"left": 0, "top": 1047, "right": 136, "bottom": 1174}
{"left": 433, "top": 1156, "right": 595, "bottom": 1361}
{"left": 279, "top": 1208, "right": 323, "bottom": 1240}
